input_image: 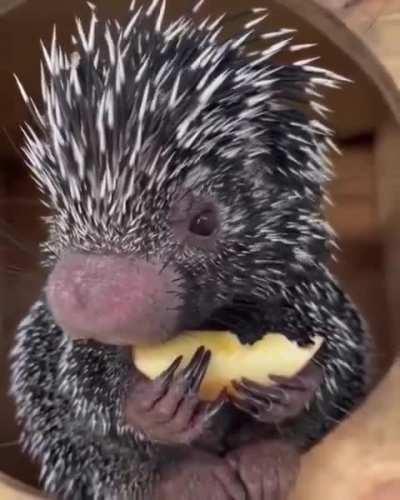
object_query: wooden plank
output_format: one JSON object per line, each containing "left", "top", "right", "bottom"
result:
{"left": 292, "top": 359, "right": 400, "bottom": 500}
{"left": 374, "top": 118, "right": 400, "bottom": 352}
{"left": 317, "top": 0, "right": 400, "bottom": 87}
{"left": 0, "top": 472, "right": 44, "bottom": 499}
{"left": 274, "top": 0, "right": 400, "bottom": 123}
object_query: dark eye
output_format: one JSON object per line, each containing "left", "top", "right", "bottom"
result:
{"left": 189, "top": 209, "right": 218, "bottom": 237}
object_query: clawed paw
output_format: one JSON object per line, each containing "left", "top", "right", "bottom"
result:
{"left": 125, "top": 347, "right": 227, "bottom": 445}
{"left": 230, "top": 361, "right": 323, "bottom": 424}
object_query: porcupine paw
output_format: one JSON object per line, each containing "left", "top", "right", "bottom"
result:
{"left": 230, "top": 360, "right": 323, "bottom": 423}
{"left": 227, "top": 439, "right": 300, "bottom": 500}
{"left": 125, "top": 347, "right": 227, "bottom": 445}
{"left": 153, "top": 448, "right": 246, "bottom": 500}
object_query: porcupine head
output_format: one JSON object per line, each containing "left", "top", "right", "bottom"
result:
{"left": 15, "top": 1, "right": 346, "bottom": 394}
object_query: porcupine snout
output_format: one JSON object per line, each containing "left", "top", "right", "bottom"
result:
{"left": 45, "top": 252, "right": 182, "bottom": 346}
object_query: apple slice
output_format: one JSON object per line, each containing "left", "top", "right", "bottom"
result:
{"left": 133, "top": 331, "right": 324, "bottom": 401}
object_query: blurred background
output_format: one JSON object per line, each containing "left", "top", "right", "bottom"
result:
{"left": 0, "top": 0, "right": 399, "bottom": 487}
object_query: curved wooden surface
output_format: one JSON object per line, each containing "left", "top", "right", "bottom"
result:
{"left": 0, "top": 472, "right": 43, "bottom": 499}
{"left": 275, "top": 0, "right": 400, "bottom": 122}
{"left": 0, "top": 0, "right": 399, "bottom": 498}
{"left": 292, "top": 359, "right": 400, "bottom": 500}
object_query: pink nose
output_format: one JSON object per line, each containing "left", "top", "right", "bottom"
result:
{"left": 46, "top": 252, "right": 181, "bottom": 346}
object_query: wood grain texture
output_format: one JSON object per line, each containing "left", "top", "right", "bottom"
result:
{"left": 291, "top": 359, "right": 400, "bottom": 500}
{"left": 374, "top": 119, "right": 400, "bottom": 352}
{"left": 0, "top": 472, "right": 43, "bottom": 499}
{"left": 275, "top": 0, "right": 400, "bottom": 123}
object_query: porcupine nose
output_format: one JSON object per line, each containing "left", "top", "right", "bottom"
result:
{"left": 46, "top": 252, "right": 182, "bottom": 346}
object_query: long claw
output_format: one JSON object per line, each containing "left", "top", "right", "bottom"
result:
{"left": 231, "top": 380, "right": 264, "bottom": 401}
{"left": 157, "top": 355, "right": 183, "bottom": 386}
{"left": 137, "top": 356, "right": 183, "bottom": 411}
{"left": 189, "top": 389, "right": 228, "bottom": 441}
{"left": 238, "top": 391, "right": 271, "bottom": 412}
{"left": 189, "top": 346, "right": 206, "bottom": 365}
{"left": 230, "top": 396, "right": 261, "bottom": 419}
{"left": 205, "top": 388, "right": 228, "bottom": 419}
{"left": 181, "top": 347, "right": 211, "bottom": 392}
{"left": 182, "top": 347, "right": 205, "bottom": 377}
{"left": 238, "top": 379, "right": 288, "bottom": 404}
{"left": 190, "top": 350, "right": 211, "bottom": 392}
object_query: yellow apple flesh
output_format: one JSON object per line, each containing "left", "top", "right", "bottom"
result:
{"left": 133, "top": 331, "right": 324, "bottom": 401}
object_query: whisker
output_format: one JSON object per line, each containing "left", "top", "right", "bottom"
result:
{"left": 0, "top": 439, "right": 19, "bottom": 448}
{"left": 1, "top": 126, "right": 25, "bottom": 163}
{"left": 0, "top": 227, "right": 40, "bottom": 258}
{"left": 0, "top": 266, "right": 44, "bottom": 281}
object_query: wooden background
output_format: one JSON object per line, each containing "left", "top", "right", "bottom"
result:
{"left": 0, "top": 0, "right": 399, "bottom": 497}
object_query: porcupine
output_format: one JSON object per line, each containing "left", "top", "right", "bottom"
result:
{"left": 9, "top": 1, "right": 372, "bottom": 499}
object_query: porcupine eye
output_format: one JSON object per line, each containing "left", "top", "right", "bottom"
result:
{"left": 189, "top": 209, "right": 218, "bottom": 236}
{"left": 170, "top": 191, "right": 220, "bottom": 248}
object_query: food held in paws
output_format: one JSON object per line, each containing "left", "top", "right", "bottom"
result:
{"left": 133, "top": 331, "right": 324, "bottom": 400}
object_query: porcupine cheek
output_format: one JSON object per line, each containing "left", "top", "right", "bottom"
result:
{"left": 45, "top": 252, "right": 183, "bottom": 346}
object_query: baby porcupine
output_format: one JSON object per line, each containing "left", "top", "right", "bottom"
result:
{"left": 10, "top": 1, "right": 372, "bottom": 499}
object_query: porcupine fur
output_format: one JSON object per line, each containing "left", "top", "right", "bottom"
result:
{"left": 9, "top": 1, "right": 372, "bottom": 498}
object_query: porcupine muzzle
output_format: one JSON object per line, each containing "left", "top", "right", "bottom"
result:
{"left": 45, "top": 252, "right": 182, "bottom": 346}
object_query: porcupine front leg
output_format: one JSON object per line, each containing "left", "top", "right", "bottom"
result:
{"left": 225, "top": 269, "right": 371, "bottom": 500}
{"left": 230, "top": 361, "right": 323, "bottom": 428}
{"left": 225, "top": 362, "right": 315, "bottom": 500}
{"left": 10, "top": 301, "right": 245, "bottom": 500}
{"left": 9, "top": 300, "right": 159, "bottom": 500}
{"left": 125, "top": 348, "right": 227, "bottom": 450}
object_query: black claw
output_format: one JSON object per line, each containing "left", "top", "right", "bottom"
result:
{"left": 145, "top": 356, "right": 183, "bottom": 405}
{"left": 191, "top": 389, "right": 228, "bottom": 435}
{"left": 276, "top": 387, "right": 290, "bottom": 405}
{"left": 231, "top": 397, "right": 260, "bottom": 418}
{"left": 230, "top": 368, "right": 321, "bottom": 423}
{"left": 157, "top": 355, "right": 183, "bottom": 386}
{"left": 190, "top": 350, "right": 212, "bottom": 392}
{"left": 183, "top": 347, "right": 205, "bottom": 374}
{"left": 231, "top": 381, "right": 276, "bottom": 418}
{"left": 232, "top": 381, "right": 253, "bottom": 400}
{"left": 181, "top": 347, "right": 209, "bottom": 388}
{"left": 238, "top": 379, "right": 287, "bottom": 404}
{"left": 240, "top": 378, "right": 271, "bottom": 392}
{"left": 231, "top": 380, "right": 263, "bottom": 401}
{"left": 238, "top": 380, "right": 267, "bottom": 399}
{"left": 205, "top": 389, "right": 228, "bottom": 419}
{"left": 245, "top": 392, "right": 271, "bottom": 411}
